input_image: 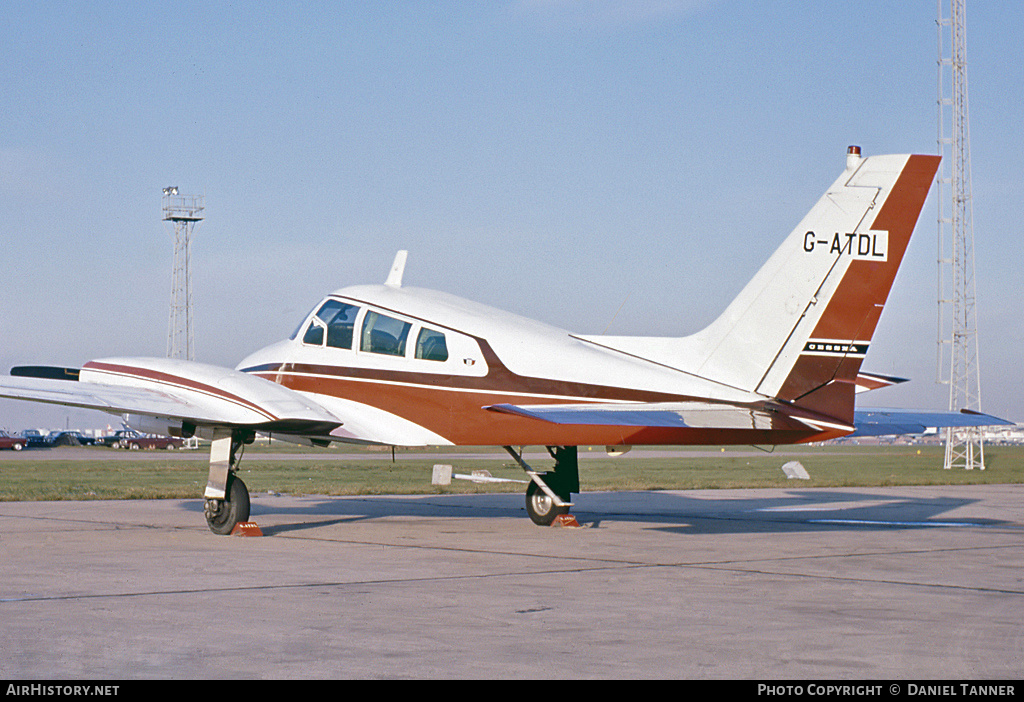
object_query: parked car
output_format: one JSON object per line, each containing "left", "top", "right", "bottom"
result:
{"left": 19, "top": 429, "right": 49, "bottom": 448}
{"left": 0, "top": 430, "right": 27, "bottom": 451}
{"left": 46, "top": 430, "right": 97, "bottom": 446}
{"left": 94, "top": 431, "right": 124, "bottom": 448}
{"left": 95, "top": 430, "right": 183, "bottom": 450}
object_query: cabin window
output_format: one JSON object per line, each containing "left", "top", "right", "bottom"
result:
{"left": 302, "top": 300, "right": 360, "bottom": 349}
{"left": 360, "top": 311, "right": 412, "bottom": 356}
{"left": 415, "top": 327, "right": 448, "bottom": 362}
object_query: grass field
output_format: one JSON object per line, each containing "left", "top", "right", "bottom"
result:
{"left": 1, "top": 443, "right": 1023, "bottom": 501}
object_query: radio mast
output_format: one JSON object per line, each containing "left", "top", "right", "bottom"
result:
{"left": 162, "top": 187, "right": 203, "bottom": 361}
{"left": 936, "top": 0, "right": 985, "bottom": 469}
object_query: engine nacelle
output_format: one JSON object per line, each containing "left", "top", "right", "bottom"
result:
{"left": 123, "top": 414, "right": 195, "bottom": 439}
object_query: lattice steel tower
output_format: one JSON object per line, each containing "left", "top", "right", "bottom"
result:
{"left": 162, "top": 187, "right": 203, "bottom": 361}
{"left": 936, "top": 0, "right": 984, "bottom": 469}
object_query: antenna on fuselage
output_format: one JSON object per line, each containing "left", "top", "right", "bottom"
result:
{"left": 385, "top": 250, "right": 408, "bottom": 287}
{"left": 602, "top": 291, "right": 632, "bottom": 334}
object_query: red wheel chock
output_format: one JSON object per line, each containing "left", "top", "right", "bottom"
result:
{"left": 230, "top": 521, "right": 263, "bottom": 537}
{"left": 552, "top": 514, "right": 580, "bottom": 528}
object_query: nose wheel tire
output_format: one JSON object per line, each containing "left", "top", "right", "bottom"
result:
{"left": 204, "top": 475, "right": 250, "bottom": 535}
{"left": 525, "top": 480, "right": 569, "bottom": 526}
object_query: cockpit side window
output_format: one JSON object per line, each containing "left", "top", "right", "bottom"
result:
{"left": 301, "top": 300, "right": 360, "bottom": 349}
{"left": 415, "top": 327, "right": 448, "bottom": 362}
{"left": 302, "top": 319, "right": 325, "bottom": 346}
{"left": 360, "top": 311, "right": 411, "bottom": 356}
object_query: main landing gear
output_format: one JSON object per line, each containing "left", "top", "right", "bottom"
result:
{"left": 203, "top": 431, "right": 253, "bottom": 535}
{"left": 504, "top": 445, "right": 580, "bottom": 526}
{"left": 199, "top": 440, "right": 579, "bottom": 532}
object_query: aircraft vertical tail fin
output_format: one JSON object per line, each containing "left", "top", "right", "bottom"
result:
{"left": 757, "top": 151, "right": 940, "bottom": 422}
{"left": 578, "top": 148, "right": 940, "bottom": 424}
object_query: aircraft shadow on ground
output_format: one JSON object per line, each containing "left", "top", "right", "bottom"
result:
{"left": 619, "top": 489, "right": 1001, "bottom": 536}
{"left": 179, "top": 488, "right": 1006, "bottom": 536}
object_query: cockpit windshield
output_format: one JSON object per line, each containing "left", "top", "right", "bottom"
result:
{"left": 298, "top": 300, "right": 360, "bottom": 349}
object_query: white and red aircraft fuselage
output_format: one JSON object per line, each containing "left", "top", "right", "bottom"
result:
{"left": 1, "top": 148, "right": 1007, "bottom": 532}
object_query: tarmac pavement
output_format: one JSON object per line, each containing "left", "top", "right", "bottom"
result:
{"left": 1, "top": 485, "right": 1022, "bottom": 679}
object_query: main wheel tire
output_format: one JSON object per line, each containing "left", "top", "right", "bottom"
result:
{"left": 204, "top": 475, "right": 251, "bottom": 535}
{"left": 525, "top": 479, "right": 569, "bottom": 526}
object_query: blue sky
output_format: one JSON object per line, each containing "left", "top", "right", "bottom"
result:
{"left": 2, "top": 1, "right": 1022, "bottom": 430}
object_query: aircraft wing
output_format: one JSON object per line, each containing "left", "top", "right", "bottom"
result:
{"left": 0, "top": 358, "right": 346, "bottom": 439}
{"left": 850, "top": 408, "right": 1013, "bottom": 437}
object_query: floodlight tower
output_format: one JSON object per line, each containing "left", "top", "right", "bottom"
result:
{"left": 162, "top": 187, "right": 203, "bottom": 361}
{"left": 936, "top": 0, "right": 985, "bottom": 469}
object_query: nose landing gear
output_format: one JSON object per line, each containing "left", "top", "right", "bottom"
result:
{"left": 204, "top": 473, "right": 250, "bottom": 535}
{"left": 203, "top": 432, "right": 253, "bottom": 535}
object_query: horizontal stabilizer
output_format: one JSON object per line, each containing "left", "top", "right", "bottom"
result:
{"left": 851, "top": 408, "right": 1012, "bottom": 437}
{"left": 487, "top": 401, "right": 824, "bottom": 432}
{"left": 855, "top": 371, "right": 909, "bottom": 394}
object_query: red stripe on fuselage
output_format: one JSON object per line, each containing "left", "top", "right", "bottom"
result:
{"left": 249, "top": 363, "right": 830, "bottom": 446}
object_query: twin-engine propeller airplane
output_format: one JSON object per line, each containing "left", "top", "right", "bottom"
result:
{"left": 0, "top": 147, "right": 1009, "bottom": 533}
